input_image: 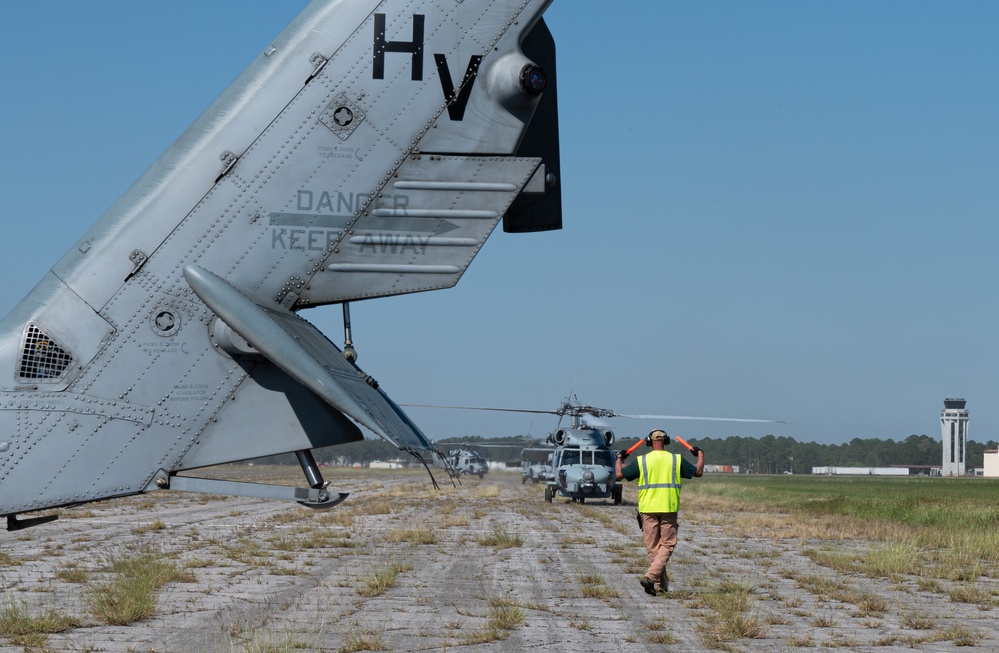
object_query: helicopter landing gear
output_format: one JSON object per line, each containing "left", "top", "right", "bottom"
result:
{"left": 544, "top": 485, "right": 553, "bottom": 503}
{"left": 612, "top": 485, "right": 623, "bottom": 505}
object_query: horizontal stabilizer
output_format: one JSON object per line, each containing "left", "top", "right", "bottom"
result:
{"left": 183, "top": 265, "right": 434, "bottom": 458}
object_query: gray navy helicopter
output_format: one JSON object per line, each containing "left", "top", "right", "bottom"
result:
{"left": 404, "top": 395, "right": 782, "bottom": 504}
{"left": 543, "top": 400, "right": 620, "bottom": 504}
{"left": 441, "top": 449, "right": 489, "bottom": 478}
{"left": 0, "top": 0, "right": 561, "bottom": 529}
{"left": 520, "top": 447, "right": 554, "bottom": 484}
{"left": 540, "top": 397, "right": 782, "bottom": 503}
{"left": 432, "top": 436, "right": 537, "bottom": 481}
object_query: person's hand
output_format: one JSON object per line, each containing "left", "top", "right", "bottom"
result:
{"left": 689, "top": 446, "right": 702, "bottom": 458}
{"left": 617, "top": 451, "right": 629, "bottom": 461}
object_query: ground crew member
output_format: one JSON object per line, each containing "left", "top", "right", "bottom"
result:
{"left": 616, "top": 429, "right": 703, "bottom": 596}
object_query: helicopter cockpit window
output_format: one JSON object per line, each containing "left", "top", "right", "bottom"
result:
{"left": 560, "top": 449, "right": 581, "bottom": 466}
{"left": 16, "top": 324, "right": 74, "bottom": 383}
{"left": 594, "top": 450, "right": 614, "bottom": 467}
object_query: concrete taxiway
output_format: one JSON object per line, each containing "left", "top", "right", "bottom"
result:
{"left": 1, "top": 467, "right": 995, "bottom": 651}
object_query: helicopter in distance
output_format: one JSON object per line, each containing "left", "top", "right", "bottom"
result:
{"left": 403, "top": 397, "right": 623, "bottom": 503}
{"left": 0, "top": 0, "right": 561, "bottom": 529}
{"left": 441, "top": 449, "right": 489, "bottom": 478}
{"left": 431, "top": 436, "right": 539, "bottom": 481}
{"left": 403, "top": 396, "right": 783, "bottom": 504}
{"left": 521, "top": 447, "right": 554, "bottom": 484}
{"left": 434, "top": 438, "right": 536, "bottom": 479}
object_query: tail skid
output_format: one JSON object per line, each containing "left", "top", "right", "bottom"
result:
{"left": 161, "top": 476, "right": 348, "bottom": 511}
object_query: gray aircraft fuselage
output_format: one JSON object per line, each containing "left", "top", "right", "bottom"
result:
{"left": 0, "top": 0, "right": 560, "bottom": 525}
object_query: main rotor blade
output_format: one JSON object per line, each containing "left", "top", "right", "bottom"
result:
{"left": 433, "top": 442, "right": 533, "bottom": 448}
{"left": 616, "top": 413, "right": 786, "bottom": 423}
{"left": 401, "top": 403, "right": 557, "bottom": 416}
{"left": 401, "top": 403, "right": 785, "bottom": 423}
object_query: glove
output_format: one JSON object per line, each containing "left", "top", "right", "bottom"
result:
{"left": 689, "top": 446, "right": 703, "bottom": 458}
{"left": 617, "top": 450, "right": 629, "bottom": 461}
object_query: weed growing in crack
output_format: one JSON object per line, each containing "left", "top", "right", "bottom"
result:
{"left": 84, "top": 548, "right": 193, "bottom": 625}
{"left": 338, "top": 620, "right": 387, "bottom": 652}
{"left": 477, "top": 528, "right": 523, "bottom": 549}
{"left": 357, "top": 560, "right": 412, "bottom": 597}
{"left": 385, "top": 527, "right": 439, "bottom": 545}
{"left": 0, "top": 599, "right": 81, "bottom": 648}
{"left": 696, "top": 579, "right": 768, "bottom": 646}
{"left": 577, "top": 573, "right": 620, "bottom": 600}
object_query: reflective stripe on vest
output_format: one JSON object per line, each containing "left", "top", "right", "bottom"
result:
{"left": 637, "top": 451, "right": 682, "bottom": 513}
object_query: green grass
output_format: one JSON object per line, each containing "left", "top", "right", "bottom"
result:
{"left": 696, "top": 579, "right": 768, "bottom": 646}
{"left": 486, "top": 597, "right": 526, "bottom": 631}
{"left": 385, "top": 527, "right": 439, "bottom": 545}
{"left": 0, "top": 599, "right": 80, "bottom": 648}
{"left": 476, "top": 528, "right": 523, "bottom": 549}
{"left": 357, "top": 561, "right": 412, "bottom": 597}
{"left": 458, "top": 596, "right": 526, "bottom": 645}
{"left": 338, "top": 622, "right": 387, "bottom": 653}
{"left": 693, "top": 475, "right": 999, "bottom": 528}
{"left": 577, "top": 573, "right": 620, "bottom": 600}
{"left": 689, "top": 476, "right": 999, "bottom": 561}
{"left": 55, "top": 564, "right": 89, "bottom": 584}
{"left": 227, "top": 626, "right": 322, "bottom": 653}
{"left": 84, "top": 549, "right": 193, "bottom": 625}
{"left": 947, "top": 583, "right": 995, "bottom": 607}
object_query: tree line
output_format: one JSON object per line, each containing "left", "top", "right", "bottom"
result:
{"left": 254, "top": 433, "right": 997, "bottom": 473}
{"left": 622, "top": 434, "right": 998, "bottom": 474}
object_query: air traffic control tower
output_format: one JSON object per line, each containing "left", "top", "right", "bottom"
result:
{"left": 940, "top": 398, "right": 969, "bottom": 476}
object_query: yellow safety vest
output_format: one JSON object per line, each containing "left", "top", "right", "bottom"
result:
{"left": 637, "top": 451, "right": 682, "bottom": 513}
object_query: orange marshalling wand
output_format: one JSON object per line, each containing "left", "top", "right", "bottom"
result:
{"left": 623, "top": 439, "right": 646, "bottom": 457}
{"left": 622, "top": 435, "right": 698, "bottom": 458}
{"left": 674, "top": 435, "right": 695, "bottom": 452}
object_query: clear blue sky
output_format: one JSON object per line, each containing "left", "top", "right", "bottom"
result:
{"left": 1, "top": 2, "right": 997, "bottom": 446}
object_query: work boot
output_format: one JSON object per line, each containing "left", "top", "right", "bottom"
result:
{"left": 660, "top": 572, "right": 669, "bottom": 593}
{"left": 639, "top": 578, "right": 656, "bottom": 596}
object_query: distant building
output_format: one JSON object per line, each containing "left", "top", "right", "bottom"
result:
{"left": 812, "top": 467, "right": 910, "bottom": 476}
{"left": 369, "top": 460, "right": 405, "bottom": 469}
{"left": 984, "top": 450, "right": 999, "bottom": 478}
{"left": 703, "top": 464, "right": 740, "bottom": 474}
{"left": 940, "top": 398, "right": 969, "bottom": 477}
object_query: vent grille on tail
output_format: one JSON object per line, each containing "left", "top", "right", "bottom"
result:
{"left": 17, "top": 324, "right": 74, "bottom": 382}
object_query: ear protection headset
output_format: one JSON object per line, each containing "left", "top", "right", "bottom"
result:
{"left": 645, "top": 429, "right": 670, "bottom": 446}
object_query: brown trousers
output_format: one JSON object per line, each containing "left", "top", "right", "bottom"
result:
{"left": 640, "top": 512, "right": 679, "bottom": 584}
